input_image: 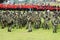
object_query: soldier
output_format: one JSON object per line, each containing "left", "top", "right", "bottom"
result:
{"left": 43, "top": 10, "right": 50, "bottom": 29}
{"left": 58, "top": 11, "right": 60, "bottom": 24}
{"left": 33, "top": 11, "right": 41, "bottom": 29}
{"left": 27, "top": 16, "right": 32, "bottom": 32}
{"left": 18, "top": 14, "right": 23, "bottom": 29}
{"left": 0, "top": 12, "right": 2, "bottom": 23}
{"left": 12, "top": 11, "right": 20, "bottom": 29}
{"left": 1, "top": 12, "right": 7, "bottom": 29}
{"left": 34, "top": 17, "right": 41, "bottom": 29}
{"left": 21, "top": 12, "right": 27, "bottom": 27}
{"left": 51, "top": 10, "right": 59, "bottom": 33}
{"left": 7, "top": 13, "right": 14, "bottom": 32}
{"left": 28, "top": 22, "right": 32, "bottom": 32}
{"left": 51, "top": 14, "right": 59, "bottom": 33}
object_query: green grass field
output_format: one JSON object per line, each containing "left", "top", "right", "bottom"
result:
{"left": 0, "top": 26, "right": 60, "bottom": 40}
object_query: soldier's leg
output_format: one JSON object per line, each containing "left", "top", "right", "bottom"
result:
{"left": 28, "top": 27, "right": 32, "bottom": 32}
{"left": 42, "top": 23, "right": 45, "bottom": 29}
{"left": 1, "top": 22, "right": 6, "bottom": 29}
{"left": 34, "top": 24, "right": 40, "bottom": 29}
{"left": 16, "top": 24, "right": 19, "bottom": 29}
{"left": 44, "top": 23, "right": 47, "bottom": 29}
{"left": 26, "top": 22, "right": 29, "bottom": 29}
{"left": 28, "top": 22, "right": 32, "bottom": 32}
{"left": 46, "top": 24, "right": 49, "bottom": 29}
{"left": 39, "top": 20, "right": 41, "bottom": 28}
{"left": 8, "top": 26, "right": 12, "bottom": 32}
{"left": 13, "top": 21, "right": 17, "bottom": 28}
{"left": 34, "top": 22, "right": 40, "bottom": 29}
{"left": 18, "top": 23, "right": 22, "bottom": 29}
{"left": 8, "top": 22, "right": 13, "bottom": 32}
{"left": 15, "top": 21, "right": 19, "bottom": 29}
{"left": 2, "top": 23, "right": 5, "bottom": 29}
{"left": 37, "top": 23, "right": 40, "bottom": 29}
{"left": 53, "top": 25, "right": 57, "bottom": 33}
{"left": 11, "top": 21, "right": 15, "bottom": 29}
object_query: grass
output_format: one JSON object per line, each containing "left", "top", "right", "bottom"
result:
{"left": 0, "top": 26, "right": 60, "bottom": 40}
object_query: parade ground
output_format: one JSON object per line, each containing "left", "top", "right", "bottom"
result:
{"left": 0, "top": 26, "right": 60, "bottom": 40}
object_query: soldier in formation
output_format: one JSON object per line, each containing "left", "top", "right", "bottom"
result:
{"left": 0, "top": 10, "right": 60, "bottom": 33}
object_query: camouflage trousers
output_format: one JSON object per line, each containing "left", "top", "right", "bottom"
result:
{"left": 42, "top": 22, "right": 49, "bottom": 29}
{"left": 27, "top": 22, "right": 32, "bottom": 32}
{"left": 53, "top": 24, "right": 57, "bottom": 33}
{"left": 13, "top": 20, "right": 20, "bottom": 29}
{"left": 8, "top": 21, "right": 14, "bottom": 32}
{"left": 34, "top": 23, "right": 40, "bottom": 29}
{"left": 1, "top": 20, "right": 7, "bottom": 29}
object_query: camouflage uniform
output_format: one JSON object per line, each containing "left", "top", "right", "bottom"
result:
{"left": 43, "top": 10, "right": 50, "bottom": 29}
{"left": 51, "top": 14, "right": 59, "bottom": 33}
{"left": 52, "top": 18, "right": 58, "bottom": 33}
{"left": 7, "top": 14, "right": 14, "bottom": 32}
{"left": 1, "top": 13, "right": 7, "bottom": 29}
{"left": 34, "top": 17, "right": 41, "bottom": 29}
{"left": 44, "top": 16, "right": 50, "bottom": 29}
{"left": 27, "top": 16, "right": 32, "bottom": 32}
